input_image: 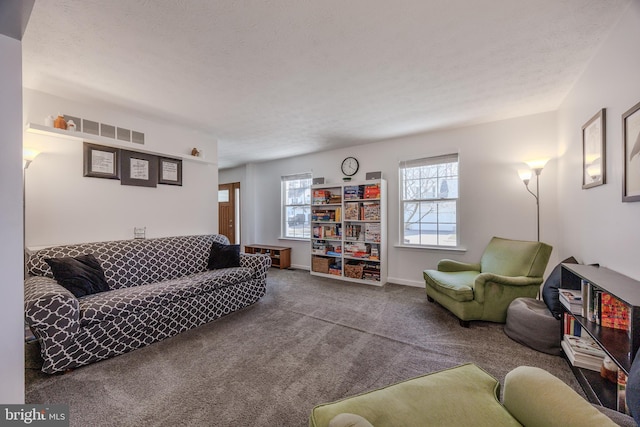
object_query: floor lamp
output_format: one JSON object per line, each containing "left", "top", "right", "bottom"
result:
{"left": 23, "top": 148, "right": 39, "bottom": 278}
{"left": 519, "top": 159, "right": 548, "bottom": 242}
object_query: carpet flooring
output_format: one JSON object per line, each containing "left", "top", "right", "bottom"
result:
{"left": 26, "top": 268, "right": 580, "bottom": 426}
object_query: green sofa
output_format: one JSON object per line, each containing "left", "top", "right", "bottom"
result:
{"left": 309, "top": 364, "right": 620, "bottom": 427}
{"left": 423, "top": 237, "right": 552, "bottom": 326}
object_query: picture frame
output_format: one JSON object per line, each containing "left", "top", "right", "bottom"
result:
{"left": 623, "top": 101, "right": 640, "bottom": 202}
{"left": 582, "top": 109, "right": 606, "bottom": 189}
{"left": 83, "top": 142, "right": 120, "bottom": 179}
{"left": 120, "top": 150, "right": 158, "bottom": 188}
{"left": 158, "top": 157, "right": 183, "bottom": 186}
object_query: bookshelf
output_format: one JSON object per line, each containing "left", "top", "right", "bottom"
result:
{"left": 244, "top": 245, "right": 291, "bottom": 269}
{"left": 561, "top": 264, "right": 640, "bottom": 412}
{"left": 310, "top": 179, "right": 387, "bottom": 286}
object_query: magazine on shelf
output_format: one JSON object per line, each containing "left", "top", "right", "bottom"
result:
{"left": 559, "top": 288, "right": 582, "bottom": 315}
{"left": 563, "top": 334, "right": 606, "bottom": 358}
{"left": 561, "top": 339, "right": 603, "bottom": 371}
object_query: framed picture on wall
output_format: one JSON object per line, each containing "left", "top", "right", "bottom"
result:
{"left": 582, "top": 108, "right": 606, "bottom": 189}
{"left": 120, "top": 150, "right": 158, "bottom": 188}
{"left": 623, "top": 101, "right": 640, "bottom": 202}
{"left": 158, "top": 157, "right": 182, "bottom": 186}
{"left": 83, "top": 142, "right": 120, "bottom": 179}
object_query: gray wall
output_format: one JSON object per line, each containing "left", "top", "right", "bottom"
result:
{"left": 221, "top": 111, "right": 560, "bottom": 286}
{"left": 557, "top": 1, "right": 640, "bottom": 280}
{"left": 0, "top": 0, "right": 34, "bottom": 402}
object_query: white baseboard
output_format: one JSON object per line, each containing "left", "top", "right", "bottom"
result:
{"left": 284, "top": 267, "right": 425, "bottom": 289}
{"left": 386, "top": 277, "right": 425, "bottom": 288}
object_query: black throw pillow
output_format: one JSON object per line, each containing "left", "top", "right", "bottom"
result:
{"left": 542, "top": 256, "right": 579, "bottom": 319}
{"left": 208, "top": 242, "right": 241, "bottom": 269}
{"left": 45, "top": 254, "right": 110, "bottom": 298}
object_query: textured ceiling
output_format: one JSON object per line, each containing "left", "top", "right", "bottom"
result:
{"left": 22, "top": 0, "right": 629, "bottom": 169}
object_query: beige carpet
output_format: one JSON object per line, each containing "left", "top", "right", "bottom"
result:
{"left": 26, "top": 269, "right": 578, "bottom": 426}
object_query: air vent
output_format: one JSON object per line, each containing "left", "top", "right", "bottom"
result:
{"left": 83, "top": 119, "right": 99, "bottom": 136}
{"left": 59, "top": 115, "right": 145, "bottom": 144}
{"left": 117, "top": 127, "right": 131, "bottom": 142}
{"left": 100, "top": 123, "right": 116, "bottom": 138}
{"left": 132, "top": 131, "right": 145, "bottom": 145}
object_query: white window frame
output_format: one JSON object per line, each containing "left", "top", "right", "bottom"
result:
{"left": 281, "top": 173, "right": 312, "bottom": 240}
{"left": 399, "top": 153, "right": 459, "bottom": 248}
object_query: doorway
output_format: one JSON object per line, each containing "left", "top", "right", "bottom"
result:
{"left": 218, "top": 182, "right": 240, "bottom": 244}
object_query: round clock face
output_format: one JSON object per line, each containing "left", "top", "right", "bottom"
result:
{"left": 341, "top": 157, "right": 359, "bottom": 176}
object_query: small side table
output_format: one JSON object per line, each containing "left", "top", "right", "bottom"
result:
{"left": 244, "top": 244, "right": 291, "bottom": 269}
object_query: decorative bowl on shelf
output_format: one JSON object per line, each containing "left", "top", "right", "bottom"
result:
{"left": 343, "top": 177, "right": 352, "bottom": 182}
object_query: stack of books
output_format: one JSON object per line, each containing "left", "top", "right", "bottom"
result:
{"left": 561, "top": 333, "right": 605, "bottom": 371}
{"left": 559, "top": 288, "right": 582, "bottom": 315}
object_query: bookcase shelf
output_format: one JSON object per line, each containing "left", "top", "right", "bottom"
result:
{"left": 310, "top": 179, "right": 387, "bottom": 286}
{"left": 570, "top": 365, "right": 618, "bottom": 410}
{"left": 244, "top": 244, "right": 291, "bottom": 269}
{"left": 561, "top": 264, "right": 640, "bottom": 413}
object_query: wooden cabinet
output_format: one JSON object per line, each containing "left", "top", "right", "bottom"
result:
{"left": 310, "top": 179, "right": 387, "bottom": 286}
{"left": 245, "top": 245, "right": 291, "bottom": 269}
{"left": 561, "top": 264, "right": 640, "bottom": 412}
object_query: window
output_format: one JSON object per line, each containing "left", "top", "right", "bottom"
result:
{"left": 400, "top": 154, "right": 459, "bottom": 247}
{"left": 282, "top": 173, "right": 312, "bottom": 239}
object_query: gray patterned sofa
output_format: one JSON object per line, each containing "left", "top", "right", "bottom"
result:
{"left": 24, "top": 234, "right": 271, "bottom": 373}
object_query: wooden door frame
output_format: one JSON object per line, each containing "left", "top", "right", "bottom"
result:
{"left": 218, "top": 182, "right": 240, "bottom": 244}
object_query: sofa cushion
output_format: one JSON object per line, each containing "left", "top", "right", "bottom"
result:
{"left": 541, "top": 256, "right": 579, "bottom": 319}
{"left": 208, "top": 242, "right": 241, "bottom": 269}
{"left": 424, "top": 270, "right": 477, "bottom": 302}
{"left": 45, "top": 254, "right": 110, "bottom": 298}
{"left": 78, "top": 267, "right": 253, "bottom": 326}
{"left": 310, "top": 364, "right": 520, "bottom": 427}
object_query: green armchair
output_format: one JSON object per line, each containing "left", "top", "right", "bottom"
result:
{"left": 423, "top": 237, "right": 552, "bottom": 326}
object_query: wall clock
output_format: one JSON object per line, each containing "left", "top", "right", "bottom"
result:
{"left": 341, "top": 157, "right": 359, "bottom": 176}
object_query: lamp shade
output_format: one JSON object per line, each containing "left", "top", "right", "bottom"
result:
{"left": 23, "top": 148, "right": 40, "bottom": 162}
{"left": 23, "top": 148, "right": 40, "bottom": 169}
{"left": 525, "top": 159, "right": 549, "bottom": 170}
{"left": 519, "top": 169, "right": 532, "bottom": 182}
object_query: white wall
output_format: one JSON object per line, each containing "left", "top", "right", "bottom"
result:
{"left": 557, "top": 1, "right": 640, "bottom": 280}
{"left": 23, "top": 90, "right": 219, "bottom": 247}
{"left": 222, "top": 111, "right": 559, "bottom": 286}
{"left": 0, "top": 34, "right": 25, "bottom": 403}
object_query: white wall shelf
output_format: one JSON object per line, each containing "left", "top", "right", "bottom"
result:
{"left": 24, "top": 122, "right": 216, "bottom": 165}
